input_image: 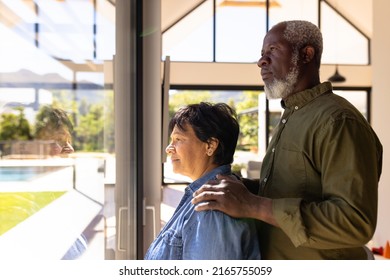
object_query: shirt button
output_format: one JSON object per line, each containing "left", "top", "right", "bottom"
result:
{"left": 282, "top": 119, "right": 286, "bottom": 124}
{"left": 272, "top": 148, "right": 275, "bottom": 153}
{"left": 295, "top": 106, "right": 299, "bottom": 110}
{"left": 263, "top": 178, "right": 267, "bottom": 182}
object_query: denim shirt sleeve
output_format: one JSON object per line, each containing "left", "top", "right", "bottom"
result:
{"left": 182, "top": 210, "right": 260, "bottom": 260}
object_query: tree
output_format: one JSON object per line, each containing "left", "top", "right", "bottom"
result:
{"left": 74, "top": 103, "right": 105, "bottom": 152}
{"left": 167, "top": 89, "right": 260, "bottom": 151}
{"left": 166, "top": 90, "right": 213, "bottom": 146}
{"left": 103, "top": 90, "right": 115, "bottom": 153}
{"left": 0, "top": 107, "right": 32, "bottom": 141}
{"left": 168, "top": 90, "right": 213, "bottom": 118}
{"left": 235, "top": 91, "right": 259, "bottom": 150}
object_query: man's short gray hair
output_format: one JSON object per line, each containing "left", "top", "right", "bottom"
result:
{"left": 282, "top": 20, "right": 323, "bottom": 67}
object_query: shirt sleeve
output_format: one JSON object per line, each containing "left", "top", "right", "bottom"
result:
{"left": 273, "top": 116, "right": 382, "bottom": 249}
{"left": 182, "top": 210, "right": 261, "bottom": 260}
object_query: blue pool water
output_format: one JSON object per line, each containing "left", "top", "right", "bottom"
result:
{"left": 0, "top": 166, "right": 60, "bottom": 182}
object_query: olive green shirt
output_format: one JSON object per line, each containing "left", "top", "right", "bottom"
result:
{"left": 258, "top": 82, "right": 383, "bottom": 259}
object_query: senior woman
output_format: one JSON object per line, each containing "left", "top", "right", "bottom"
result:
{"left": 144, "top": 102, "right": 260, "bottom": 260}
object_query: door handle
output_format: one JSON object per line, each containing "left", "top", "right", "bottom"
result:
{"left": 143, "top": 198, "right": 157, "bottom": 239}
{"left": 117, "top": 206, "right": 128, "bottom": 252}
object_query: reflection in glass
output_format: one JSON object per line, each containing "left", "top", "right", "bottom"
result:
{"left": 0, "top": 0, "right": 114, "bottom": 260}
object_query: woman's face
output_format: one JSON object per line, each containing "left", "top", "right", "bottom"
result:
{"left": 49, "top": 128, "right": 74, "bottom": 156}
{"left": 166, "top": 123, "right": 217, "bottom": 181}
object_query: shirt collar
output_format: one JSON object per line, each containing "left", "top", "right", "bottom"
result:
{"left": 187, "top": 164, "right": 231, "bottom": 194}
{"left": 281, "top": 82, "right": 333, "bottom": 109}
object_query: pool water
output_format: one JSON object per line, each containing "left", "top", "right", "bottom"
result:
{"left": 0, "top": 166, "right": 62, "bottom": 182}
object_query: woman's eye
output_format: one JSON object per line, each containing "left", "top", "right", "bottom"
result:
{"left": 55, "top": 140, "right": 68, "bottom": 147}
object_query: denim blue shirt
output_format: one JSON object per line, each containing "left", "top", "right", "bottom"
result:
{"left": 144, "top": 165, "right": 261, "bottom": 260}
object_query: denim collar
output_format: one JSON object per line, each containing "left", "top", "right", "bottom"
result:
{"left": 186, "top": 164, "right": 231, "bottom": 194}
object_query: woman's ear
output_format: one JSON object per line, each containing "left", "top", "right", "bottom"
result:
{"left": 301, "top": 45, "right": 315, "bottom": 63}
{"left": 206, "top": 137, "right": 219, "bottom": 156}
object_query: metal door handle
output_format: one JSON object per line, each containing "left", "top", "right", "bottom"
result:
{"left": 143, "top": 198, "right": 157, "bottom": 239}
{"left": 117, "top": 206, "right": 128, "bottom": 252}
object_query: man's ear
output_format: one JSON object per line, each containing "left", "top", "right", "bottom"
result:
{"left": 301, "top": 46, "right": 315, "bottom": 63}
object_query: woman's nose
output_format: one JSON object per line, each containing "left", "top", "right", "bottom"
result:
{"left": 165, "top": 144, "right": 175, "bottom": 154}
{"left": 61, "top": 142, "right": 74, "bottom": 154}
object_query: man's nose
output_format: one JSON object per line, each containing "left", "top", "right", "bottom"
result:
{"left": 257, "top": 55, "right": 269, "bottom": 68}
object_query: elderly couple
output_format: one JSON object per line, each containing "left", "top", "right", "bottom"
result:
{"left": 144, "top": 20, "right": 383, "bottom": 260}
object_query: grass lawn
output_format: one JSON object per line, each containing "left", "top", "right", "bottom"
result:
{"left": 0, "top": 191, "right": 65, "bottom": 235}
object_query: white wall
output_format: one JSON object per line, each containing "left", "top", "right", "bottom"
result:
{"left": 372, "top": 0, "right": 390, "bottom": 247}
{"left": 168, "top": 62, "right": 372, "bottom": 87}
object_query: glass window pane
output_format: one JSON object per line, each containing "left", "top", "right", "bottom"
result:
{"left": 162, "top": 0, "right": 213, "bottom": 62}
{"left": 164, "top": 88, "right": 265, "bottom": 183}
{"left": 215, "top": 3, "right": 266, "bottom": 62}
{"left": 269, "top": 0, "right": 319, "bottom": 27}
{"left": 0, "top": 0, "right": 114, "bottom": 260}
{"left": 96, "top": 0, "right": 115, "bottom": 60}
{"left": 334, "top": 90, "right": 368, "bottom": 119}
{"left": 321, "top": 2, "right": 369, "bottom": 65}
{"left": 37, "top": 0, "right": 95, "bottom": 60}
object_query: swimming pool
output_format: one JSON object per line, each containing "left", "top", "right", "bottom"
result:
{"left": 0, "top": 166, "right": 63, "bottom": 182}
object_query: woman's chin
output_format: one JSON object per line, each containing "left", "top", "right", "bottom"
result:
{"left": 172, "top": 168, "right": 181, "bottom": 175}
{"left": 173, "top": 169, "right": 190, "bottom": 179}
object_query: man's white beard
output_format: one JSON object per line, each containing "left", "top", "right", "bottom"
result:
{"left": 264, "top": 66, "right": 299, "bottom": 100}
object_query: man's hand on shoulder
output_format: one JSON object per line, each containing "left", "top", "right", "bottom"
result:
{"left": 192, "top": 174, "right": 258, "bottom": 219}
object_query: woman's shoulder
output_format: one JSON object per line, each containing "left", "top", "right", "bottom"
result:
{"left": 197, "top": 208, "right": 256, "bottom": 229}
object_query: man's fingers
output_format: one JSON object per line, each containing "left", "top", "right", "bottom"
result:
{"left": 192, "top": 182, "right": 221, "bottom": 197}
{"left": 193, "top": 201, "right": 219, "bottom": 212}
{"left": 205, "top": 179, "right": 220, "bottom": 186}
{"left": 191, "top": 190, "right": 224, "bottom": 204}
{"left": 216, "top": 174, "right": 231, "bottom": 180}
